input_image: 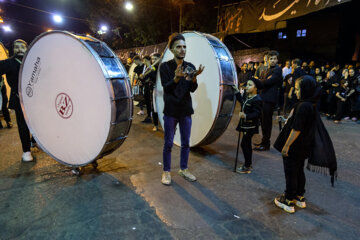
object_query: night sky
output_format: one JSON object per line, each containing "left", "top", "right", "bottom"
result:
{"left": 0, "top": 0, "right": 91, "bottom": 47}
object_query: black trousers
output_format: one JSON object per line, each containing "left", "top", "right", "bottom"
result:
{"left": 327, "top": 92, "right": 337, "bottom": 116}
{"left": 14, "top": 102, "right": 32, "bottom": 152}
{"left": 334, "top": 99, "right": 345, "bottom": 120}
{"left": 261, "top": 102, "right": 275, "bottom": 146}
{"left": 283, "top": 155, "right": 306, "bottom": 200}
{"left": 241, "top": 132, "right": 254, "bottom": 167}
{"left": 1, "top": 85, "right": 11, "bottom": 123}
{"left": 144, "top": 84, "right": 152, "bottom": 118}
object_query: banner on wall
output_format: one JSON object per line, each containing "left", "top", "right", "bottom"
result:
{"left": 218, "top": 0, "right": 351, "bottom": 34}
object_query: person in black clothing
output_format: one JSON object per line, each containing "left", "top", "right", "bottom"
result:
{"left": 254, "top": 50, "right": 283, "bottom": 151}
{"left": 326, "top": 67, "right": 341, "bottom": 119}
{"left": 0, "top": 39, "right": 35, "bottom": 161}
{"left": 159, "top": 33, "right": 204, "bottom": 185}
{"left": 237, "top": 63, "right": 248, "bottom": 88}
{"left": 149, "top": 53, "right": 161, "bottom": 131}
{"left": 287, "top": 59, "right": 306, "bottom": 107}
{"left": 233, "top": 79, "right": 263, "bottom": 174}
{"left": 0, "top": 76, "right": 13, "bottom": 129}
{"left": 348, "top": 68, "right": 360, "bottom": 121}
{"left": 139, "top": 55, "right": 153, "bottom": 123}
{"left": 133, "top": 55, "right": 147, "bottom": 116}
{"left": 274, "top": 75, "right": 319, "bottom": 213}
{"left": 334, "top": 79, "right": 350, "bottom": 123}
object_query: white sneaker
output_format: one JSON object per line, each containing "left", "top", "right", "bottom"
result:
{"left": 22, "top": 151, "right": 33, "bottom": 162}
{"left": 137, "top": 110, "right": 144, "bottom": 116}
{"left": 178, "top": 168, "right": 197, "bottom": 182}
{"left": 161, "top": 171, "right": 171, "bottom": 185}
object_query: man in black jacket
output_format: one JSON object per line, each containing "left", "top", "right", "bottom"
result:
{"left": 254, "top": 50, "right": 283, "bottom": 151}
{"left": 159, "top": 33, "right": 204, "bottom": 185}
{"left": 0, "top": 39, "right": 34, "bottom": 161}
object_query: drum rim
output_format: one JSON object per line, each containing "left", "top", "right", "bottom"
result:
{"left": 155, "top": 31, "right": 237, "bottom": 147}
{"left": 18, "top": 30, "right": 123, "bottom": 167}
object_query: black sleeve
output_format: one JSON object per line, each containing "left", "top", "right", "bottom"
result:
{"left": 235, "top": 92, "right": 244, "bottom": 104}
{"left": 245, "top": 99, "right": 262, "bottom": 120}
{"left": 0, "top": 59, "right": 11, "bottom": 75}
{"left": 262, "top": 67, "right": 282, "bottom": 87}
{"left": 160, "top": 63, "right": 177, "bottom": 93}
{"left": 291, "top": 103, "right": 313, "bottom": 132}
{"left": 189, "top": 81, "right": 198, "bottom": 92}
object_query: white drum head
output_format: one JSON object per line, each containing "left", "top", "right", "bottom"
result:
{"left": 20, "top": 32, "right": 111, "bottom": 166}
{"left": 155, "top": 32, "right": 221, "bottom": 147}
{"left": 0, "top": 43, "right": 10, "bottom": 101}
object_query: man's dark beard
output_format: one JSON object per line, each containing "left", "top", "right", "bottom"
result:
{"left": 15, "top": 54, "right": 24, "bottom": 60}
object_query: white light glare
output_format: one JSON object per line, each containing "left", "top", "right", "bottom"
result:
{"left": 101, "top": 25, "right": 108, "bottom": 32}
{"left": 53, "top": 14, "right": 63, "bottom": 23}
{"left": 2, "top": 25, "right": 12, "bottom": 32}
{"left": 125, "top": 2, "right": 134, "bottom": 11}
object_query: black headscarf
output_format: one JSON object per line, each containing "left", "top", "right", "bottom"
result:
{"left": 297, "top": 75, "right": 321, "bottom": 103}
{"left": 296, "top": 76, "right": 337, "bottom": 186}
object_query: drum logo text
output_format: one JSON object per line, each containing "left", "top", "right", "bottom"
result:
{"left": 55, "top": 93, "right": 73, "bottom": 119}
{"left": 26, "top": 57, "right": 41, "bottom": 97}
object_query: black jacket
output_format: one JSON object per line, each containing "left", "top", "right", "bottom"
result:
{"left": 235, "top": 92, "right": 262, "bottom": 134}
{"left": 160, "top": 59, "right": 198, "bottom": 118}
{"left": 0, "top": 57, "right": 21, "bottom": 109}
{"left": 258, "top": 65, "right": 282, "bottom": 103}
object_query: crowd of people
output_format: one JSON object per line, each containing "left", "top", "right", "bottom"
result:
{"left": 237, "top": 56, "right": 360, "bottom": 124}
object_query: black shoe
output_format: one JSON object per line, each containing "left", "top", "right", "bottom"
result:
{"left": 6, "top": 121, "right": 13, "bottom": 128}
{"left": 253, "top": 145, "right": 270, "bottom": 151}
{"left": 141, "top": 117, "right": 152, "bottom": 123}
{"left": 236, "top": 165, "right": 252, "bottom": 174}
{"left": 293, "top": 195, "right": 306, "bottom": 208}
{"left": 274, "top": 194, "right": 295, "bottom": 213}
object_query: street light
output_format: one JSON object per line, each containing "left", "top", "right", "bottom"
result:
{"left": 101, "top": 25, "right": 108, "bottom": 32}
{"left": 2, "top": 25, "right": 12, "bottom": 32}
{"left": 125, "top": 2, "right": 134, "bottom": 11}
{"left": 53, "top": 14, "right": 63, "bottom": 24}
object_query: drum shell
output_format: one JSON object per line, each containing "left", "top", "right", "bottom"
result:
{"left": 154, "top": 32, "right": 237, "bottom": 147}
{"left": 19, "top": 31, "right": 133, "bottom": 167}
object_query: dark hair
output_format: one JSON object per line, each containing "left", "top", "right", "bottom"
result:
{"left": 268, "top": 50, "right": 279, "bottom": 58}
{"left": 143, "top": 55, "right": 151, "bottom": 61}
{"left": 133, "top": 55, "right": 141, "bottom": 61}
{"left": 168, "top": 33, "right": 185, "bottom": 49}
{"left": 292, "top": 58, "right": 301, "bottom": 66}
{"left": 296, "top": 75, "right": 320, "bottom": 102}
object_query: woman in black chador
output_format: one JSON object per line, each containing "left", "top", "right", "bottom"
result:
{"left": 233, "top": 79, "right": 263, "bottom": 174}
{"left": 274, "top": 75, "right": 320, "bottom": 213}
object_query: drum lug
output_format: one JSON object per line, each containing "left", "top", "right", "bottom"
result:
{"left": 71, "top": 167, "right": 82, "bottom": 176}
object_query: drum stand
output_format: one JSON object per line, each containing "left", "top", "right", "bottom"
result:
{"left": 71, "top": 160, "right": 99, "bottom": 176}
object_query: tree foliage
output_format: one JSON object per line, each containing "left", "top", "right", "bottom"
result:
{"left": 83, "top": 0, "right": 218, "bottom": 49}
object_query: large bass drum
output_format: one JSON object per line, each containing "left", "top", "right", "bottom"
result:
{"left": 154, "top": 31, "right": 237, "bottom": 147}
{"left": 19, "top": 31, "right": 133, "bottom": 167}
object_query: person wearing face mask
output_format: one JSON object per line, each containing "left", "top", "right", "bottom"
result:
{"left": 159, "top": 33, "right": 204, "bottom": 185}
{"left": 0, "top": 39, "right": 36, "bottom": 162}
